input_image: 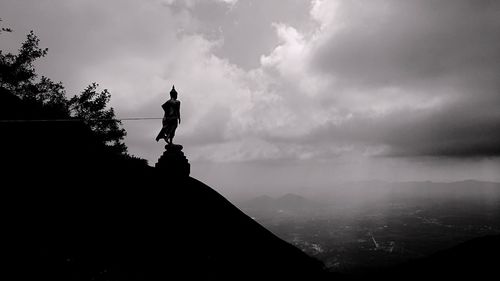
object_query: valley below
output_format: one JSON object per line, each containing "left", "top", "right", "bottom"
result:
{"left": 237, "top": 181, "right": 500, "bottom": 273}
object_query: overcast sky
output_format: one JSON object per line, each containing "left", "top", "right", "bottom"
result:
{"left": 1, "top": 0, "right": 499, "bottom": 198}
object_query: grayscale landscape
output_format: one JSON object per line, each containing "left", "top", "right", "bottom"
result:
{"left": 2, "top": 0, "right": 500, "bottom": 280}
{"left": 239, "top": 180, "right": 500, "bottom": 272}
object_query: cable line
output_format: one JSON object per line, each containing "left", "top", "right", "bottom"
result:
{"left": 0, "top": 117, "right": 162, "bottom": 123}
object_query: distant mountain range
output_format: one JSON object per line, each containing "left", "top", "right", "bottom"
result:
{"left": 238, "top": 193, "right": 326, "bottom": 219}
{"left": 284, "top": 180, "right": 500, "bottom": 205}
{"left": 240, "top": 179, "right": 500, "bottom": 212}
{"left": 242, "top": 193, "right": 312, "bottom": 209}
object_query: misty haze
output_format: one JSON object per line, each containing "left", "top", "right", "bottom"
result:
{"left": 1, "top": 0, "right": 499, "bottom": 280}
{"left": 237, "top": 180, "right": 500, "bottom": 273}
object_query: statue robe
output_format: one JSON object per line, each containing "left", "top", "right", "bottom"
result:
{"left": 159, "top": 99, "right": 180, "bottom": 140}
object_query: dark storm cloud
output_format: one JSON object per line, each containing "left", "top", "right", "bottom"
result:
{"left": 303, "top": 98, "right": 500, "bottom": 158}
{"left": 312, "top": 0, "right": 500, "bottom": 88}
{"left": 303, "top": 0, "right": 500, "bottom": 158}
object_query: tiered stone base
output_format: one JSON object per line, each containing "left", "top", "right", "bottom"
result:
{"left": 155, "top": 144, "right": 190, "bottom": 177}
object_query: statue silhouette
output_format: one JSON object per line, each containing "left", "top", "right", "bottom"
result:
{"left": 156, "top": 85, "right": 181, "bottom": 144}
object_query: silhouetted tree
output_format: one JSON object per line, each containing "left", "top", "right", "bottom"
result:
{"left": 70, "top": 83, "right": 127, "bottom": 155}
{"left": 1, "top": 24, "right": 127, "bottom": 155}
{"left": 0, "top": 30, "right": 69, "bottom": 116}
{"left": 0, "top": 31, "right": 47, "bottom": 93}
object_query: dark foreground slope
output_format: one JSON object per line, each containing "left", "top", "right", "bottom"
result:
{"left": 1, "top": 91, "right": 329, "bottom": 280}
{"left": 4, "top": 171, "right": 329, "bottom": 280}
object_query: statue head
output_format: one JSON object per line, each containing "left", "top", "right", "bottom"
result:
{"left": 170, "top": 85, "right": 178, "bottom": 100}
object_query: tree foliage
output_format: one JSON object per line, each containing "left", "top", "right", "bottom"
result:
{"left": 70, "top": 83, "right": 127, "bottom": 154}
{"left": 0, "top": 31, "right": 47, "bottom": 92}
{"left": 0, "top": 24, "right": 127, "bottom": 155}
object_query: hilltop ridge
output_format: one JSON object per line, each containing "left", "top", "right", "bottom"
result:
{"left": 1, "top": 89, "right": 329, "bottom": 280}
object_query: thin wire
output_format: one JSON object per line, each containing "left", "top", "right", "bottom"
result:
{"left": 0, "top": 117, "right": 163, "bottom": 123}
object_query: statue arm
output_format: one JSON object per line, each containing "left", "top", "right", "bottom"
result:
{"left": 177, "top": 101, "right": 181, "bottom": 124}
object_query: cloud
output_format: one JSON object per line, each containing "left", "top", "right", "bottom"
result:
{"left": 2, "top": 0, "right": 499, "bottom": 165}
{"left": 216, "top": 0, "right": 238, "bottom": 5}
{"left": 161, "top": 0, "right": 237, "bottom": 10}
{"left": 250, "top": 0, "right": 500, "bottom": 159}
{"left": 311, "top": 0, "right": 500, "bottom": 88}
{"left": 303, "top": 99, "right": 500, "bottom": 158}
{"left": 152, "top": 0, "right": 500, "bottom": 161}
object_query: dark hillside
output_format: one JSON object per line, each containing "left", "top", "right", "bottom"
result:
{"left": 1, "top": 89, "right": 329, "bottom": 280}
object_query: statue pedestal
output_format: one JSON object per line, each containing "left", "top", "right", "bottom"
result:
{"left": 155, "top": 144, "right": 190, "bottom": 177}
